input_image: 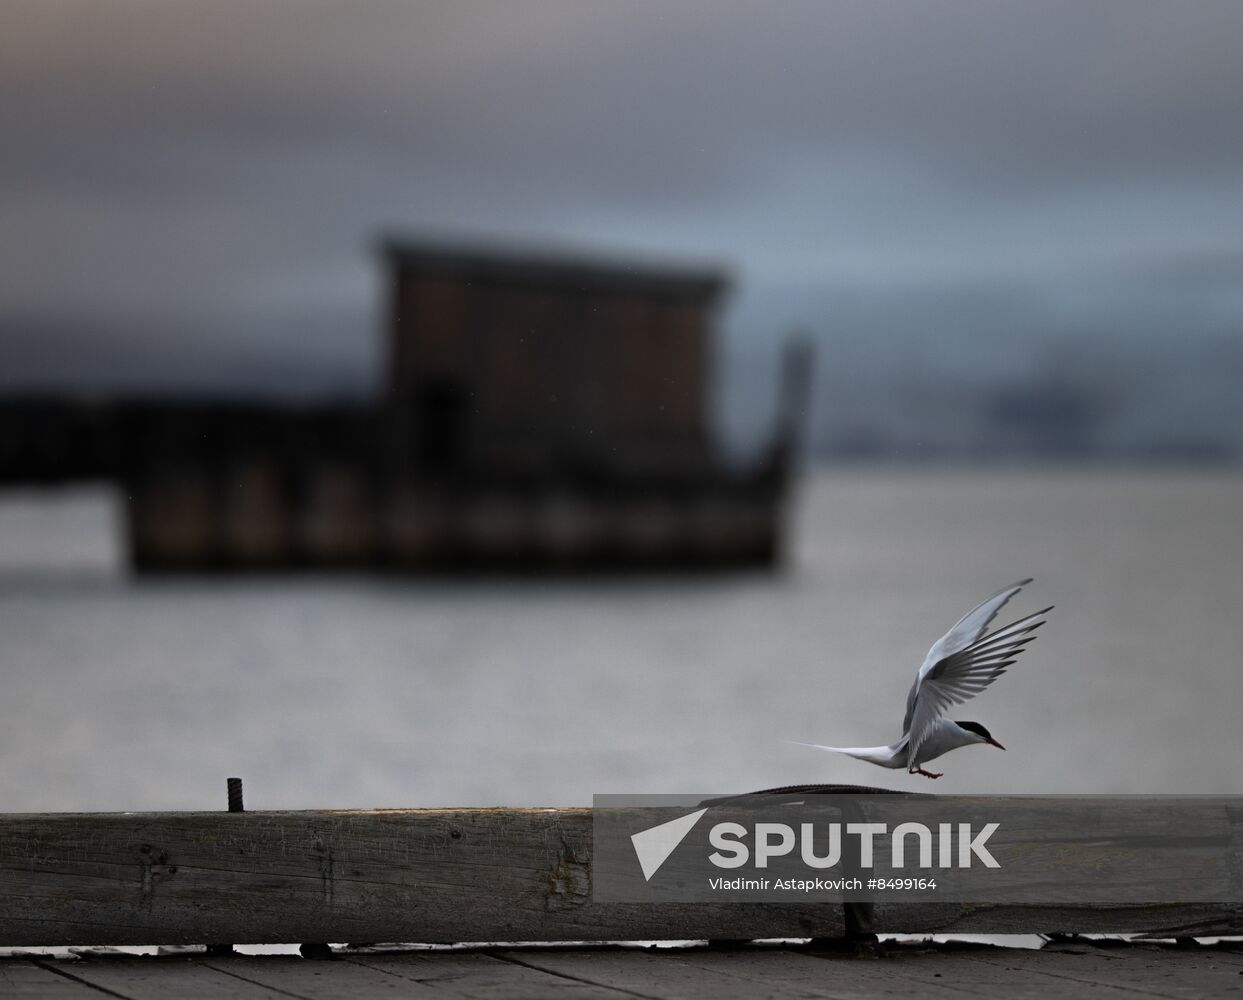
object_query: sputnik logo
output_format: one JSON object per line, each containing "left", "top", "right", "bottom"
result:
{"left": 630, "top": 808, "right": 709, "bottom": 881}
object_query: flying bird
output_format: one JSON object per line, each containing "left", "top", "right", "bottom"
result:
{"left": 790, "top": 579, "right": 1051, "bottom": 778}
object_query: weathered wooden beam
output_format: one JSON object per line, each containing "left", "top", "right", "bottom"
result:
{"left": 0, "top": 809, "right": 1239, "bottom": 946}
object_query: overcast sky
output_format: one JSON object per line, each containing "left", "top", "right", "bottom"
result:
{"left": 2, "top": 1, "right": 1241, "bottom": 446}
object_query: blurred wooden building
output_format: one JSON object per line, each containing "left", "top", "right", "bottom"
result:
{"left": 0, "top": 238, "right": 802, "bottom": 571}
{"left": 384, "top": 240, "right": 723, "bottom": 484}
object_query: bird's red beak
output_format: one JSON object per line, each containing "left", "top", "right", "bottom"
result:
{"left": 988, "top": 737, "right": 1006, "bottom": 750}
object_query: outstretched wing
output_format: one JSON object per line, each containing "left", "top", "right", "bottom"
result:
{"left": 902, "top": 581, "right": 1050, "bottom": 766}
{"left": 922, "top": 579, "right": 1032, "bottom": 675}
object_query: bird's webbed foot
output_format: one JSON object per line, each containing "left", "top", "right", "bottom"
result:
{"left": 910, "top": 767, "right": 943, "bottom": 779}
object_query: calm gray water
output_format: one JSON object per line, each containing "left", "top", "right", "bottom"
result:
{"left": 1, "top": 468, "right": 1241, "bottom": 813}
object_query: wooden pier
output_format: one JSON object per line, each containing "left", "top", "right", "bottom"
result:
{"left": 3, "top": 807, "right": 1241, "bottom": 947}
{"left": 2, "top": 805, "right": 1240, "bottom": 995}
{"left": 0, "top": 238, "right": 807, "bottom": 573}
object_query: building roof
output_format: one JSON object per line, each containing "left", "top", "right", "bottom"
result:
{"left": 380, "top": 235, "right": 730, "bottom": 302}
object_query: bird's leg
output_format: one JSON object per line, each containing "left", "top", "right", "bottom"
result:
{"left": 910, "top": 767, "right": 942, "bottom": 779}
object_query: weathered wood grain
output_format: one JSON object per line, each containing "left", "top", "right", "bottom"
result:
{"left": 0, "top": 809, "right": 1239, "bottom": 946}
{"left": 348, "top": 952, "right": 640, "bottom": 999}
{"left": 0, "top": 809, "right": 844, "bottom": 946}
{"left": 46, "top": 953, "right": 598, "bottom": 1000}
{"left": 5, "top": 945, "right": 1243, "bottom": 999}
{"left": 499, "top": 947, "right": 956, "bottom": 1000}
{"left": 37, "top": 957, "right": 294, "bottom": 999}
{"left": 0, "top": 960, "right": 105, "bottom": 997}
{"left": 207, "top": 956, "right": 457, "bottom": 998}
{"left": 963, "top": 943, "right": 1243, "bottom": 999}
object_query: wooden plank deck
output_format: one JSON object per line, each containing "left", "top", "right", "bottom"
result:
{"left": 3, "top": 942, "right": 1241, "bottom": 999}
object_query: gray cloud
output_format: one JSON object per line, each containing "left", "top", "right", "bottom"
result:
{"left": 2, "top": 0, "right": 1242, "bottom": 450}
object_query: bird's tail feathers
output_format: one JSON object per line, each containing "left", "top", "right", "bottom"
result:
{"left": 785, "top": 739, "right": 852, "bottom": 754}
{"left": 784, "top": 740, "right": 904, "bottom": 766}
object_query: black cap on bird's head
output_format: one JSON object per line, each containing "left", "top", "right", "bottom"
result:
{"left": 954, "top": 720, "right": 1006, "bottom": 750}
